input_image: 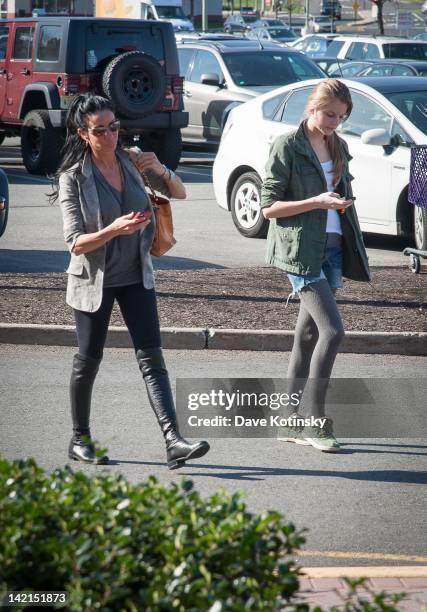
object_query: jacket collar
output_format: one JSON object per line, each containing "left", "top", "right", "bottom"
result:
{"left": 293, "top": 120, "right": 328, "bottom": 188}
{"left": 74, "top": 147, "right": 147, "bottom": 226}
{"left": 293, "top": 120, "right": 351, "bottom": 189}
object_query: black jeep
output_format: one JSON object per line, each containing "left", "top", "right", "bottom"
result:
{"left": 0, "top": 17, "right": 188, "bottom": 173}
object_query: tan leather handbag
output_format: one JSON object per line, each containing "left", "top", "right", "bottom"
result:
{"left": 142, "top": 172, "right": 177, "bottom": 257}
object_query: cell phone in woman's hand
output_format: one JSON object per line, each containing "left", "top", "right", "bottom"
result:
{"left": 339, "top": 196, "right": 355, "bottom": 214}
{"left": 133, "top": 210, "right": 152, "bottom": 222}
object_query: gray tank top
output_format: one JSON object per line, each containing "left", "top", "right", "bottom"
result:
{"left": 93, "top": 159, "right": 151, "bottom": 288}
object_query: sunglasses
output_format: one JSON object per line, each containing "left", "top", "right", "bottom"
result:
{"left": 86, "top": 120, "right": 121, "bottom": 136}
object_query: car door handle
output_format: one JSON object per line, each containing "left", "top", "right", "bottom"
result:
{"left": 267, "top": 135, "right": 276, "bottom": 144}
{"left": 184, "top": 90, "right": 192, "bottom": 98}
{"left": 0, "top": 68, "right": 6, "bottom": 75}
{"left": 393, "top": 165, "right": 405, "bottom": 170}
{"left": 20, "top": 68, "right": 30, "bottom": 76}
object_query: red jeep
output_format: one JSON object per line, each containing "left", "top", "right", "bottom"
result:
{"left": 0, "top": 17, "right": 188, "bottom": 174}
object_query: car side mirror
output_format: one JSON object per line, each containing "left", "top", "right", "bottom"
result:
{"left": 361, "top": 128, "right": 392, "bottom": 146}
{"left": 201, "top": 73, "right": 221, "bottom": 86}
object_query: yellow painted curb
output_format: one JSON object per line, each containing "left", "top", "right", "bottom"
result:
{"left": 302, "top": 566, "right": 427, "bottom": 579}
{"left": 299, "top": 550, "right": 427, "bottom": 563}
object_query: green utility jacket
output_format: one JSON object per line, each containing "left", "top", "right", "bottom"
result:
{"left": 261, "top": 121, "right": 370, "bottom": 282}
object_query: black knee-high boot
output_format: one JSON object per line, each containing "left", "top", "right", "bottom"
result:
{"left": 68, "top": 353, "right": 109, "bottom": 464}
{"left": 136, "top": 347, "right": 210, "bottom": 470}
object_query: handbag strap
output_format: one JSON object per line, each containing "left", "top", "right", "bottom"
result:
{"left": 141, "top": 171, "right": 160, "bottom": 208}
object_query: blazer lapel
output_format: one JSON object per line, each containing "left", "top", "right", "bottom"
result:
{"left": 77, "top": 151, "right": 103, "bottom": 230}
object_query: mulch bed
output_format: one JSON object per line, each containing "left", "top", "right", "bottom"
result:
{"left": 0, "top": 266, "right": 426, "bottom": 332}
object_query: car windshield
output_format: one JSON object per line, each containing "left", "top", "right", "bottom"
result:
{"left": 242, "top": 15, "right": 258, "bottom": 22}
{"left": 382, "top": 43, "right": 427, "bottom": 60}
{"left": 385, "top": 90, "right": 427, "bottom": 134}
{"left": 268, "top": 28, "right": 296, "bottom": 39}
{"left": 223, "top": 51, "right": 324, "bottom": 86}
{"left": 156, "top": 5, "right": 187, "bottom": 19}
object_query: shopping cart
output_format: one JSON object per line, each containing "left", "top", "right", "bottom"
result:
{"left": 403, "top": 145, "right": 427, "bottom": 274}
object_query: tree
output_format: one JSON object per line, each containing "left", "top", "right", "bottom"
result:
{"left": 273, "top": 0, "right": 302, "bottom": 25}
{"left": 370, "top": 0, "right": 389, "bottom": 35}
{"left": 284, "top": 0, "right": 303, "bottom": 25}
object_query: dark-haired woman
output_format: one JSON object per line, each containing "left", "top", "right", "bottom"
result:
{"left": 53, "top": 93, "right": 210, "bottom": 469}
{"left": 261, "top": 79, "right": 370, "bottom": 452}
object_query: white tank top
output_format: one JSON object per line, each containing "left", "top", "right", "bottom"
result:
{"left": 320, "top": 159, "right": 342, "bottom": 236}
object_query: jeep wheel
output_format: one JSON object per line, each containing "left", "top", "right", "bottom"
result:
{"left": 139, "top": 128, "right": 182, "bottom": 170}
{"left": 230, "top": 171, "right": 268, "bottom": 238}
{"left": 103, "top": 51, "right": 166, "bottom": 119}
{"left": 21, "top": 110, "right": 63, "bottom": 175}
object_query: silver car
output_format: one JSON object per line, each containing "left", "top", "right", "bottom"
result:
{"left": 177, "top": 39, "right": 324, "bottom": 146}
{"left": 246, "top": 26, "right": 298, "bottom": 44}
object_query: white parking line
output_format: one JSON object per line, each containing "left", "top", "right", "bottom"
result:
{"left": 4, "top": 172, "right": 52, "bottom": 184}
{"left": 178, "top": 168, "right": 212, "bottom": 177}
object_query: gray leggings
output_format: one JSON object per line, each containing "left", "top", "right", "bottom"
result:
{"left": 287, "top": 279, "right": 345, "bottom": 418}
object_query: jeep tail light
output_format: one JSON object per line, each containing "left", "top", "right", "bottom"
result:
{"left": 171, "top": 75, "right": 184, "bottom": 94}
{"left": 61, "top": 74, "right": 92, "bottom": 95}
{"left": 158, "top": 75, "right": 184, "bottom": 112}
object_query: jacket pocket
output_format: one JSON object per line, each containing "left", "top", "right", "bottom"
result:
{"left": 66, "top": 260, "right": 84, "bottom": 276}
{"left": 276, "top": 226, "right": 302, "bottom": 262}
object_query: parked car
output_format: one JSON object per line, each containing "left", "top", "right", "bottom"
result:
{"left": 240, "top": 6, "right": 259, "bottom": 16}
{"left": 177, "top": 39, "right": 325, "bottom": 147}
{"left": 300, "top": 16, "right": 338, "bottom": 34}
{"left": 0, "top": 167, "right": 8, "bottom": 238}
{"left": 325, "top": 35, "right": 427, "bottom": 61}
{"left": 289, "top": 33, "right": 340, "bottom": 56}
{"left": 320, "top": 0, "right": 342, "bottom": 19}
{"left": 355, "top": 60, "right": 427, "bottom": 77}
{"left": 246, "top": 26, "right": 298, "bottom": 44}
{"left": 329, "top": 60, "right": 379, "bottom": 77}
{"left": 223, "top": 14, "right": 258, "bottom": 33}
{"left": 312, "top": 55, "right": 350, "bottom": 74}
{"left": 213, "top": 77, "right": 427, "bottom": 251}
{"left": 251, "top": 18, "right": 289, "bottom": 28}
{"left": 0, "top": 16, "right": 187, "bottom": 174}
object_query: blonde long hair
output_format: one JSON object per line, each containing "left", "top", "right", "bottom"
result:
{"left": 305, "top": 79, "right": 353, "bottom": 188}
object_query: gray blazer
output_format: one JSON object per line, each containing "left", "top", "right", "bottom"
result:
{"left": 59, "top": 149, "right": 161, "bottom": 313}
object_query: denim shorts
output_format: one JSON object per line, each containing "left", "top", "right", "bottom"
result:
{"left": 287, "top": 246, "right": 343, "bottom": 295}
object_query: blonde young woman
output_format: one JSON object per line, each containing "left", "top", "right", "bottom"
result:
{"left": 261, "top": 79, "right": 370, "bottom": 452}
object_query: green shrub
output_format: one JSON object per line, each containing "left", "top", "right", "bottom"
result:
{"left": 0, "top": 457, "right": 306, "bottom": 611}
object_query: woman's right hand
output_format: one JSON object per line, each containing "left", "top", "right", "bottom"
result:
{"left": 315, "top": 192, "right": 354, "bottom": 211}
{"left": 109, "top": 212, "right": 150, "bottom": 236}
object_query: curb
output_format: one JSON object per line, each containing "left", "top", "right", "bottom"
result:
{"left": 0, "top": 324, "right": 426, "bottom": 355}
{"left": 302, "top": 566, "right": 427, "bottom": 579}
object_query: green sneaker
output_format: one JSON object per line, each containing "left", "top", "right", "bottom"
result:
{"left": 277, "top": 414, "right": 310, "bottom": 445}
{"left": 303, "top": 417, "right": 341, "bottom": 452}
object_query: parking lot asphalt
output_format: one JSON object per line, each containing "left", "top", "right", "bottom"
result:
{"left": 1, "top": 343, "right": 426, "bottom": 571}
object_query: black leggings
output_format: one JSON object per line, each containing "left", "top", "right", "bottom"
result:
{"left": 74, "top": 283, "right": 161, "bottom": 360}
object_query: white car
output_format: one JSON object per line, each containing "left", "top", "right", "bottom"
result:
{"left": 322, "top": 36, "right": 427, "bottom": 61}
{"left": 213, "top": 77, "right": 427, "bottom": 250}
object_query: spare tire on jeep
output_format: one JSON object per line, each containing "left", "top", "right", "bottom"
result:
{"left": 102, "top": 51, "right": 166, "bottom": 119}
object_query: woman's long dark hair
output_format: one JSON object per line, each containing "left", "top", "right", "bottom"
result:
{"left": 49, "top": 93, "right": 116, "bottom": 203}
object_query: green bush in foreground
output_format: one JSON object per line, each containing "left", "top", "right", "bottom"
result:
{"left": 0, "top": 457, "right": 408, "bottom": 612}
{"left": 0, "top": 457, "right": 305, "bottom": 611}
